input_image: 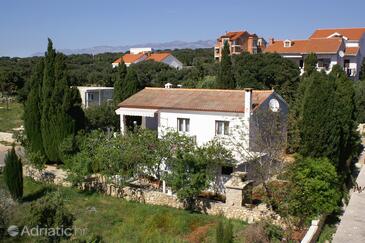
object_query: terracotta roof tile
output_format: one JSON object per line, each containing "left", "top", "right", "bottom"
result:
{"left": 113, "top": 53, "right": 146, "bottom": 64}
{"left": 345, "top": 47, "right": 360, "bottom": 56}
{"left": 146, "top": 53, "right": 171, "bottom": 62}
{"left": 309, "top": 27, "right": 365, "bottom": 40}
{"left": 118, "top": 88, "right": 273, "bottom": 113}
{"left": 264, "top": 38, "right": 343, "bottom": 54}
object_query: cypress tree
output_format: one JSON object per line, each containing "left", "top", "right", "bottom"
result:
{"left": 24, "top": 60, "right": 45, "bottom": 154}
{"left": 360, "top": 59, "right": 365, "bottom": 80}
{"left": 4, "top": 146, "right": 23, "bottom": 201}
{"left": 299, "top": 71, "right": 338, "bottom": 159}
{"left": 217, "top": 41, "right": 235, "bottom": 89}
{"left": 121, "top": 68, "right": 139, "bottom": 101}
{"left": 330, "top": 65, "right": 358, "bottom": 170}
{"left": 303, "top": 53, "right": 317, "bottom": 76}
{"left": 113, "top": 61, "right": 127, "bottom": 104}
{"left": 41, "top": 40, "right": 83, "bottom": 162}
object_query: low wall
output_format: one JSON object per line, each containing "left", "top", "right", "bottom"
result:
{"left": 23, "top": 164, "right": 283, "bottom": 225}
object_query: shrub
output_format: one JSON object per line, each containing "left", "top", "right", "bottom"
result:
{"left": 287, "top": 157, "right": 342, "bottom": 226}
{"left": 3, "top": 146, "right": 23, "bottom": 201}
{"left": 28, "top": 191, "right": 74, "bottom": 242}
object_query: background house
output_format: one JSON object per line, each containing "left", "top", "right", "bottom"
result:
{"left": 77, "top": 86, "right": 114, "bottom": 109}
{"left": 115, "top": 87, "right": 288, "bottom": 191}
{"left": 214, "top": 30, "right": 267, "bottom": 61}
{"left": 265, "top": 27, "right": 365, "bottom": 79}
{"left": 112, "top": 48, "right": 183, "bottom": 69}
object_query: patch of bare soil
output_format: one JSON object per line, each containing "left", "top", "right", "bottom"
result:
{"left": 185, "top": 223, "right": 216, "bottom": 243}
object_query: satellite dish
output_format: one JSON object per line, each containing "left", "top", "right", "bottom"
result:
{"left": 269, "top": 99, "right": 280, "bottom": 112}
{"left": 339, "top": 50, "right": 345, "bottom": 58}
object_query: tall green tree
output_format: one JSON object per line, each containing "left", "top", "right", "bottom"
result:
{"left": 354, "top": 80, "right": 365, "bottom": 123}
{"left": 120, "top": 68, "right": 139, "bottom": 101}
{"left": 359, "top": 59, "right": 365, "bottom": 80}
{"left": 330, "top": 65, "right": 358, "bottom": 171}
{"left": 303, "top": 53, "right": 317, "bottom": 76}
{"left": 3, "top": 146, "right": 23, "bottom": 201}
{"left": 299, "top": 71, "right": 338, "bottom": 160}
{"left": 24, "top": 60, "right": 45, "bottom": 154}
{"left": 216, "top": 41, "right": 235, "bottom": 89}
{"left": 113, "top": 61, "right": 127, "bottom": 104}
{"left": 39, "top": 39, "right": 84, "bottom": 162}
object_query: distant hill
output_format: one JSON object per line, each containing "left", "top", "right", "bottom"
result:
{"left": 31, "top": 40, "right": 215, "bottom": 56}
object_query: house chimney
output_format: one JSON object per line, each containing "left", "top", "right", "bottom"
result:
{"left": 244, "top": 88, "right": 253, "bottom": 119}
{"left": 269, "top": 38, "right": 275, "bottom": 45}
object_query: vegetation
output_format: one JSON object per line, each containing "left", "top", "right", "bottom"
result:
{"left": 27, "top": 191, "right": 74, "bottom": 242}
{"left": 285, "top": 157, "right": 342, "bottom": 226}
{"left": 216, "top": 220, "right": 233, "bottom": 243}
{"left": 217, "top": 41, "right": 235, "bottom": 89}
{"left": 3, "top": 146, "right": 23, "bottom": 201}
{"left": 0, "top": 175, "right": 247, "bottom": 242}
{"left": 0, "top": 101, "right": 23, "bottom": 132}
{"left": 113, "top": 61, "right": 127, "bottom": 104}
{"left": 24, "top": 39, "right": 85, "bottom": 163}
{"left": 84, "top": 103, "right": 119, "bottom": 131}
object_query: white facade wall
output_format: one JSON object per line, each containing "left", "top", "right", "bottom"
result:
{"left": 158, "top": 109, "right": 245, "bottom": 147}
{"left": 77, "top": 87, "right": 114, "bottom": 109}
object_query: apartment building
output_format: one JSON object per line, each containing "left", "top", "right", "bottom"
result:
{"left": 214, "top": 31, "right": 267, "bottom": 61}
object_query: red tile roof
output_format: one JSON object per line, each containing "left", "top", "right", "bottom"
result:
{"left": 345, "top": 47, "right": 360, "bottom": 56}
{"left": 113, "top": 53, "right": 146, "bottom": 64}
{"left": 118, "top": 87, "right": 273, "bottom": 113}
{"left": 146, "top": 53, "right": 171, "bottom": 62}
{"left": 309, "top": 27, "right": 365, "bottom": 40}
{"left": 265, "top": 38, "right": 343, "bottom": 54}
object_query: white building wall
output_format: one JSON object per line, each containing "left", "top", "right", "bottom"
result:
{"left": 162, "top": 56, "right": 183, "bottom": 70}
{"left": 158, "top": 109, "right": 245, "bottom": 147}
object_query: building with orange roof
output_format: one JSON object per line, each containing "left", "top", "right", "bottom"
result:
{"left": 115, "top": 86, "right": 288, "bottom": 190}
{"left": 265, "top": 27, "right": 365, "bottom": 79}
{"left": 112, "top": 53, "right": 147, "bottom": 68}
{"left": 214, "top": 30, "right": 267, "bottom": 61}
{"left": 112, "top": 48, "right": 183, "bottom": 69}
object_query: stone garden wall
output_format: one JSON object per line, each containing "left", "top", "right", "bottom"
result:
{"left": 23, "top": 164, "right": 284, "bottom": 226}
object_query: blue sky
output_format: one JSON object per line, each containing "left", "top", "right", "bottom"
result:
{"left": 1, "top": 0, "right": 364, "bottom": 57}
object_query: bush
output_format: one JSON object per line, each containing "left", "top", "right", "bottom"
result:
{"left": 28, "top": 191, "right": 74, "bottom": 242}
{"left": 85, "top": 103, "right": 119, "bottom": 131}
{"left": 3, "top": 146, "right": 23, "bottom": 201}
{"left": 287, "top": 157, "right": 342, "bottom": 226}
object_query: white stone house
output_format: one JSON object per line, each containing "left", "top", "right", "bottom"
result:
{"left": 77, "top": 86, "right": 114, "bottom": 109}
{"left": 115, "top": 87, "right": 288, "bottom": 191}
{"left": 265, "top": 27, "right": 365, "bottom": 80}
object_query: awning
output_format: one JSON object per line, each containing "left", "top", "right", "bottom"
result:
{"left": 115, "top": 107, "right": 157, "bottom": 117}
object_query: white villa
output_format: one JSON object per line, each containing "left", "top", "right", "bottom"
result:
{"left": 77, "top": 86, "right": 114, "bottom": 109}
{"left": 265, "top": 27, "right": 365, "bottom": 80}
{"left": 115, "top": 87, "right": 288, "bottom": 189}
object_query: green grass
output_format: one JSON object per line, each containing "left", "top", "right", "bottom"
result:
{"left": 0, "top": 102, "right": 23, "bottom": 132}
{"left": 0, "top": 176, "right": 247, "bottom": 242}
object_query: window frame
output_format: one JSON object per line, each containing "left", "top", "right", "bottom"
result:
{"left": 215, "top": 120, "right": 229, "bottom": 136}
{"left": 177, "top": 118, "right": 190, "bottom": 133}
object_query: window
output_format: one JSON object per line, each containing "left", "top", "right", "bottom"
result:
{"left": 317, "top": 59, "right": 331, "bottom": 70}
{"left": 87, "top": 93, "right": 94, "bottom": 100}
{"left": 284, "top": 40, "right": 292, "bottom": 48}
{"left": 222, "top": 166, "right": 233, "bottom": 175}
{"left": 177, "top": 118, "right": 190, "bottom": 133}
{"left": 215, "top": 48, "right": 220, "bottom": 54}
{"left": 215, "top": 121, "right": 229, "bottom": 135}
